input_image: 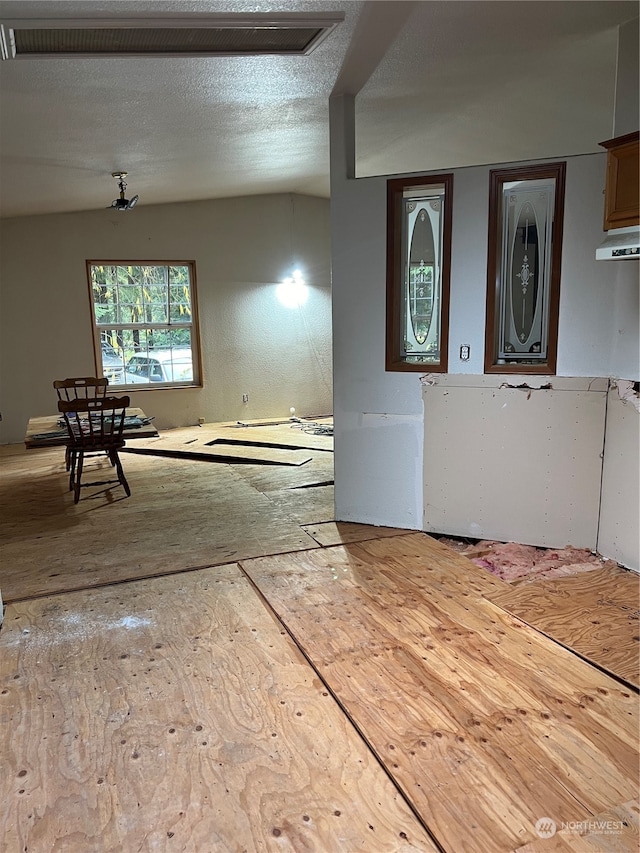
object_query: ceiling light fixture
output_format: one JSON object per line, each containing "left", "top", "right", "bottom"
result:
{"left": 277, "top": 269, "right": 308, "bottom": 308}
{"left": 110, "top": 172, "right": 139, "bottom": 211}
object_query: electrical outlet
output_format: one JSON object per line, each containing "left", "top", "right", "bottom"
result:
{"left": 459, "top": 344, "right": 470, "bottom": 361}
{"left": 198, "top": 417, "right": 205, "bottom": 424}
{"left": 242, "top": 394, "right": 249, "bottom": 403}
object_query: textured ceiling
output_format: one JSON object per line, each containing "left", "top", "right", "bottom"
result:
{"left": 0, "top": 0, "right": 637, "bottom": 218}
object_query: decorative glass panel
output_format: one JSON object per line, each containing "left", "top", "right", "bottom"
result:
{"left": 498, "top": 181, "right": 554, "bottom": 361}
{"left": 485, "top": 163, "right": 565, "bottom": 374}
{"left": 387, "top": 175, "right": 452, "bottom": 372}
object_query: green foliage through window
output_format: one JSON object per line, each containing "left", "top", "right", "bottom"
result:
{"left": 88, "top": 261, "right": 200, "bottom": 388}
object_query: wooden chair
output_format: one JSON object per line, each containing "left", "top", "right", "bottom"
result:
{"left": 54, "top": 377, "right": 109, "bottom": 470}
{"left": 57, "top": 396, "right": 131, "bottom": 504}
{"left": 53, "top": 376, "right": 109, "bottom": 402}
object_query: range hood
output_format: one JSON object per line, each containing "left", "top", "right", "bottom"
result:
{"left": 596, "top": 225, "right": 640, "bottom": 260}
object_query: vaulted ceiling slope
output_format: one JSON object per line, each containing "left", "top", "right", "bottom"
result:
{"left": 0, "top": 0, "right": 637, "bottom": 218}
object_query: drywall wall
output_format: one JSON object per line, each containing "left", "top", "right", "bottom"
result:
{"left": 598, "top": 382, "right": 640, "bottom": 572}
{"left": 330, "top": 94, "right": 638, "bottom": 536}
{"left": 422, "top": 375, "right": 608, "bottom": 549}
{"left": 0, "top": 194, "right": 332, "bottom": 445}
{"left": 330, "top": 96, "right": 425, "bottom": 529}
{"left": 613, "top": 18, "right": 639, "bottom": 137}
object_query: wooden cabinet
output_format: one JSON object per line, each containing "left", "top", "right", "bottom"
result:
{"left": 600, "top": 130, "right": 639, "bottom": 230}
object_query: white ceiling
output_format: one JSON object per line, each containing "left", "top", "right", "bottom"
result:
{"left": 0, "top": 0, "right": 637, "bottom": 218}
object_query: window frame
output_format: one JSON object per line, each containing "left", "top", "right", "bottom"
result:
{"left": 484, "top": 162, "right": 566, "bottom": 375}
{"left": 86, "top": 259, "right": 203, "bottom": 390}
{"left": 386, "top": 173, "right": 453, "bottom": 372}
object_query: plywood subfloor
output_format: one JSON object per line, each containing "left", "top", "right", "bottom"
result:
{"left": 121, "top": 426, "right": 315, "bottom": 466}
{"left": 240, "top": 534, "right": 639, "bottom": 853}
{"left": 0, "top": 565, "right": 438, "bottom": 853}
{"left": 0, "top": 445, "right": 319, "bottom": 603}
{"left": 231, "top": 454, "right": 334, "bottom": 492}
{"left": 263, "top": 485, "right": 336, "bottom": 526}
{"left": 152, "top": 420, "right": 334, "bottom": 453}
{"left": 302, "top": 520, "right": 412, "bottom": 547}
{"left": 489, "top": 565, "right": 640, "bottom": 687}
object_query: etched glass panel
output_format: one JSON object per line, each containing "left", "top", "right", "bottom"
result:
{"left": 498, "top": 179, "right": 555, "bottom": 362}
{"left": 402, "top": 187, "right": 445, "bottom": 363}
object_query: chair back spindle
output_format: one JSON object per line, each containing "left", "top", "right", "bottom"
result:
{"left": 54, "top": 377, "right": 109, "bottom": 402}
{"left": 57, "top": 396, "right": 131, "bottom": 503}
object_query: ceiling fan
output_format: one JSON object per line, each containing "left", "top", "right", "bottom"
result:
{"left": 110, "top": 171, "right": 139, "bottom": 211}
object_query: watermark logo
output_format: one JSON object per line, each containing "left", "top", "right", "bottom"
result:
{"left": 535, "top": 818, "right": 557, "bottom": 839}
{"left": 534, "top": 817, "right": 625, "bottom": 839}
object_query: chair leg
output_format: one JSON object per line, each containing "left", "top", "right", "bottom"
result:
{"left": 68, "top": 449, "right": 77, "bottom": 491}
{"left": 112, "top": 450, "right": 131, "bottom": 497}
{"left": 65, "top": 446, "right": 71, "bottom": 471}
{"left": 73, "top": 453, "right": 84, "bottom": 504}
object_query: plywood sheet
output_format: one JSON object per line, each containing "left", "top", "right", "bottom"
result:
{"left": 153, "top": 420, "right": 334, "bottom": 452}
{"left": 25, "top": 408, "right": 158, "bottom": 447}
{"left": 489, "top": 565, "right": 640, "bottom": 687}
{"left": 123, "top": 441, "right": 313, "bottom": 466}
{"left": 0, "top": 445, "right": 319, "bottom": 602}
{"left": 223, "top": 420, "right": 334, "bottom": 452}
{"left": 232, "top": 454, "right": 334, "bottom": 493}
{"left": 265, "top": 485, "right": 335, "bottom": 526}
{"left": 302, "top": 520, "right": 412, "bottom": 547}
{"left": 0, "top": 566, "right": 438, "bottom": 852}
{"left": 241, "top": 533, "right": 639, "bottom": 853}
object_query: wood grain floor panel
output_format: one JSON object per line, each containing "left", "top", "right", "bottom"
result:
{"left": 121, "top": 429, "right": 315, "bottom": 465}
{"left": 301, "top": 521, "right": 412, "bottom": 547}
{"left": 231, "top": 454, "right": 334, "bottom": 492}
{"left": 264, "top": 485, "right": 335, "bottom": 526}
{"left": 0, "top": 446, "right": 319, "bottom": 603}
{"left": 488, "top": 567, "right": 640, "bottom": 687}
{"left": 0, "top": 565, "right": 439, "bottom": 853}
{"left": 240, "top": 535, "right": 639, "bottom": 853}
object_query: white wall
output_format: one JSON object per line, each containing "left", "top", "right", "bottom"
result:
{"left": 422, "top": 376, "right": 609, "bottom": 550}
{"left": 613, "top": 18, "right": 639, "bottom": 137}
{"left": 330, "top": 94, "right": 639, "bottom": 537}
{"left": 0, "top": 193, "right": 332, "bottom": 445}
{"left": 598, "top": 382, "right": 640, "bottom": 571}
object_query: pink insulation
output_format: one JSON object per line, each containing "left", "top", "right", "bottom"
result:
{"left": 440, "top": 538, "right": 616, "bottom": 583}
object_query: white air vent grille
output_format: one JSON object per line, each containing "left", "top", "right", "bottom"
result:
{"left": 0, "top": 15, "right": 343, "bottom": 59}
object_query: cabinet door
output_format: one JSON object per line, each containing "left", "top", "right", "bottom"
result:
{"left": 601, "top": 131, "right": 639, "bottom": 230}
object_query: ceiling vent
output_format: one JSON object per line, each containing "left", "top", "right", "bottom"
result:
{"left": 0, "top": 14, "right": 344, "bottom": 59}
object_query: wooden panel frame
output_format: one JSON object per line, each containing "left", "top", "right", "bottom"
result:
{"left": 86, "top": 258, "right": 204, "bottom": 390}
{"left": 386, "top": 173, "right": 453, "bottom": 372}
{"left": 600, "top": 130, "right": 640, "bottom": 230}
{"left": 484, "top": 162, "right": 566, "bottom": 375}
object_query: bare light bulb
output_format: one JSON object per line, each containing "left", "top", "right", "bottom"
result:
{"left": 276, "top": 269, "right": 308, "bottom": 308}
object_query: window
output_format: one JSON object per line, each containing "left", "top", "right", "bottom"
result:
{"left": 386, "top": 174, "right": 452, "bottom": 371}
{"left": 485, "top": 163, "right": 565, "bottom": 374}
{"left": 87, "top": 261, "right": 201, "bottom": 389}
